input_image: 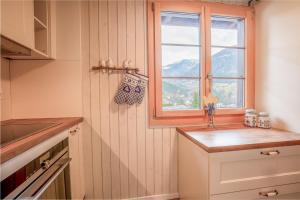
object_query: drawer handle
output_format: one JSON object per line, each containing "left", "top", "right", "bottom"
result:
{"left": 260, "top": 150, "right": 280, "bottom": 156}
{"left": 259, "top": 190, "right": 279, "bottom": 197}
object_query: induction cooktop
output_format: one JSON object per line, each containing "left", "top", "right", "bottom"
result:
{"left": 0, "top": 123, "right": 60, "bottom": 147}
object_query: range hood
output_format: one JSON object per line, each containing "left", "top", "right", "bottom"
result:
{"left": 1, "top": 35, "right": 31, "bottom": 57}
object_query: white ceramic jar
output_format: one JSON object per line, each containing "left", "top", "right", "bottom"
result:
{"left": 244, "top": 109, "right": 257, "bottom": 128}
{"left": 257, "top": 112, "right": 271, "bottom": 129}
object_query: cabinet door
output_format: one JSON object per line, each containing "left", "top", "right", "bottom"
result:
{"left": 1, "top": 0, "right": 34, "bottom": 48}
{"left": 68, "top": 124, "right": 85, "bottom": 200}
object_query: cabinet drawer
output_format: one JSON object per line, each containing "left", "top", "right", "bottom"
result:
{"left": 211, "top": 182, "right": 300, "bottom": 200}
{"left": 209, "top": 145, "right": 300, "bottom": 194}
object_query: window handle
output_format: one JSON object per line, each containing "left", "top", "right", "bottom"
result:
{"left": 207, "top": 73, "right": 213, "bottom": 93}
{"left": 207, "top": 73, "right": 213, "bottom": 80}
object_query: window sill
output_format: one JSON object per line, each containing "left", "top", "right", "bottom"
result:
{"left": 215, "top": 108, "right": 245, "bottom": 115}
{"left": 149, "top": 110, "right": 245, "bottom": 127}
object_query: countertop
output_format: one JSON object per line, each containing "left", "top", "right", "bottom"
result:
{"left": 176, "top": 124, "right": 300, "bottom": 153}
{"left": 0, "top": 117, "right": 83, "bottom": 163}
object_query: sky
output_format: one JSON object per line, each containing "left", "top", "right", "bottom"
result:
{"left": 161, "top": 20, "right": 242, "bottom": 67}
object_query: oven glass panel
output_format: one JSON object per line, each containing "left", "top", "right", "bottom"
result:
{"left": 0, "top": 139, "right": 68, "bottom": 199}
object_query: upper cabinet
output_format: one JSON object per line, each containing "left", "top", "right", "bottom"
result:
{"left": 1, "top": 0, "right": 56, "bottom": 59}
{"left": 1, "top": 0, "right": 34, "bottom": 49}
{"left": 33, "top": 0, "right": 56, "bottom": 58}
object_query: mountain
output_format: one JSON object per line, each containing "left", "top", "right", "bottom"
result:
{"left": 162, "top": 59, "right": 199, "bottom": 77}
{"left": 211, "top": 48, "right": 243, "bottom": 77}
{"left": 162, "top": 48, "right": 242, "bottom": 109}
{"left": 162, "top": 48, "right": 241, "bottom": 77}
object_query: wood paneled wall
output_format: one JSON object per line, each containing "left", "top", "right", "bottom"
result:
{"left": 81, "top": 1, "right": 178, "bottom": 199}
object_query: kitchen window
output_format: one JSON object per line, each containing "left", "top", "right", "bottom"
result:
{"left": 211, "top": 16, "right": 245, "bottom": 109}
{"left": 161, "top": 12, "right": 201, "bottom": 111}
{"left": 148, "top": 1, "right": 254, "bottom": 126}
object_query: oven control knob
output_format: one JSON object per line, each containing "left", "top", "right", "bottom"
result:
{"left": 41, "top": 160, "right": 50, "bottom": 169}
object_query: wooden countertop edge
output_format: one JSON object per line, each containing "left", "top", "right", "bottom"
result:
{"left": 176, "top": 127, "right": 211, "bottom": 152}
{"left": 176, "top": 127, "right": 300, "bottom": 153}
{"left": 1, "top": 117, "right": 83, "bottom": 164}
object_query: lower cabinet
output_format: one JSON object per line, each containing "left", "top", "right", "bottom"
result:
{"left": 68, "top": 123, "right": 85, "bottom": 200}
{"left": 178, "top": 134, "right": 300, "bottom": 200}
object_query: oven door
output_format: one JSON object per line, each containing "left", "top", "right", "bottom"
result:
{"left": 16, "top": 151, "right": 71, "bottom": 200}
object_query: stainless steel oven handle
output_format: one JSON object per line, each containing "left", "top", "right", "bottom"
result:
{"left": 31, "top": 158, "right": 71, "bottom": 200}
{"left": 17, "top": 157, "right": 71, "bottom": 200}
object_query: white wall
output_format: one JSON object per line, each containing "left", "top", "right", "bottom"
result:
{"left": 255, "top": 0, "right": 300, "bottom": 132}
{"left": 0, "top": 58, "right": 12, "bottom": 121}
{"left": 9, "top": 0, "right": 82, "bottom": 118}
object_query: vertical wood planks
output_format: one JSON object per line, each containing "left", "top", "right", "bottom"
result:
{"left": 84, "top": 0, "right": 179, "bottom": 199}
{"left": 144, "top": 0, "right": 155, "bottom": 195}
{"left": 117, "top": 0, "right": 129, "bottom": 198}
{"left": 127, "top": 0, "right": 138, "bottom": 198}
{"left": 154, "top": 128, "right": 163, "bottom": 194}
{"left": 89, "top": 1, "right": 102, "bottom": 199}
{"left": 136, "top": 0, "right": 147, "bottom": 197}
{"left": 163, "top": 128, "right": 171, "bottom": 193}
{"left": 170, "top": 128, "right": 178, "bottom": 193}
{"left": 146, "top": 128, "right": 155, "bottom": 196}
{"left": 108, "top": 0, "right": 121, "bottom": 199}
{"left": 99, "top": 0, "right": 112, "bottom": 199}
{"left": 81, "top": 1, "right": 95, "bottom": 198}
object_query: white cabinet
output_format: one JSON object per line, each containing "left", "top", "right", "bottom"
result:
{"left": 1, "top": 0, "right": 56, "bottom": 59}
{"left": 178, "top": 134, "right": 300, "bottom": 200}
{"left": 68, "top": 123, "right": 85, "bottom": 200}
{"left": 1, "top": 0, "right": 35, "bottom": 49}
{"left": 33, "top": 0, "right": 56, "bottom": 58}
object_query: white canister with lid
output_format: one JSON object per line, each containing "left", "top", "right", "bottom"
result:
{"left": 244, "top": 109, "right": 257, "bottom": 127}
{"left": 257, "top": 112, "right": 271, "bottom": 129}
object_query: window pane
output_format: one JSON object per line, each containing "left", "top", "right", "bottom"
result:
{"left": 212, "top": 79, "right": 244, "bottom": 108}
{"left": 162, "top": 45, "right": 200, "bottom": 77}
{"left": 211, "top": 16, "right": 245, "bottom": 47}
{"left": 161, "top": 12, "right": 200, "bottom": 45}
{"left": 162, "top": 79, "right": 200, "bottom": 111}
{"left": 212, "top": 47, "right": 245, "bottom": 77}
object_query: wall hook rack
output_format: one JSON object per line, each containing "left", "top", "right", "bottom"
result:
{"left": 91, "top": 58, "right": 148, "bottom": 79}
{"left": 248, "top": 0, "right": 259, "bottom": 6}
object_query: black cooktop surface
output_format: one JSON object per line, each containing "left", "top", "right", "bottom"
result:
{"left": 0, "top": 123, "right": 59, "bottom": 147}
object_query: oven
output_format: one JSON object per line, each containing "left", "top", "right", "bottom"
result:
{"left": 1, "top": 138, "right": 71, "bottom": 199}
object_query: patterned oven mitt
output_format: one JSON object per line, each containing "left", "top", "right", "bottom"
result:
{"left": 126, "top": 74, "right": 140, "bottom": 105}
{"left": 114, "top": 73, "right": 138, "bottom": 105}
{"left": 134, "top": 78, "right": 147, "bottom": 104}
